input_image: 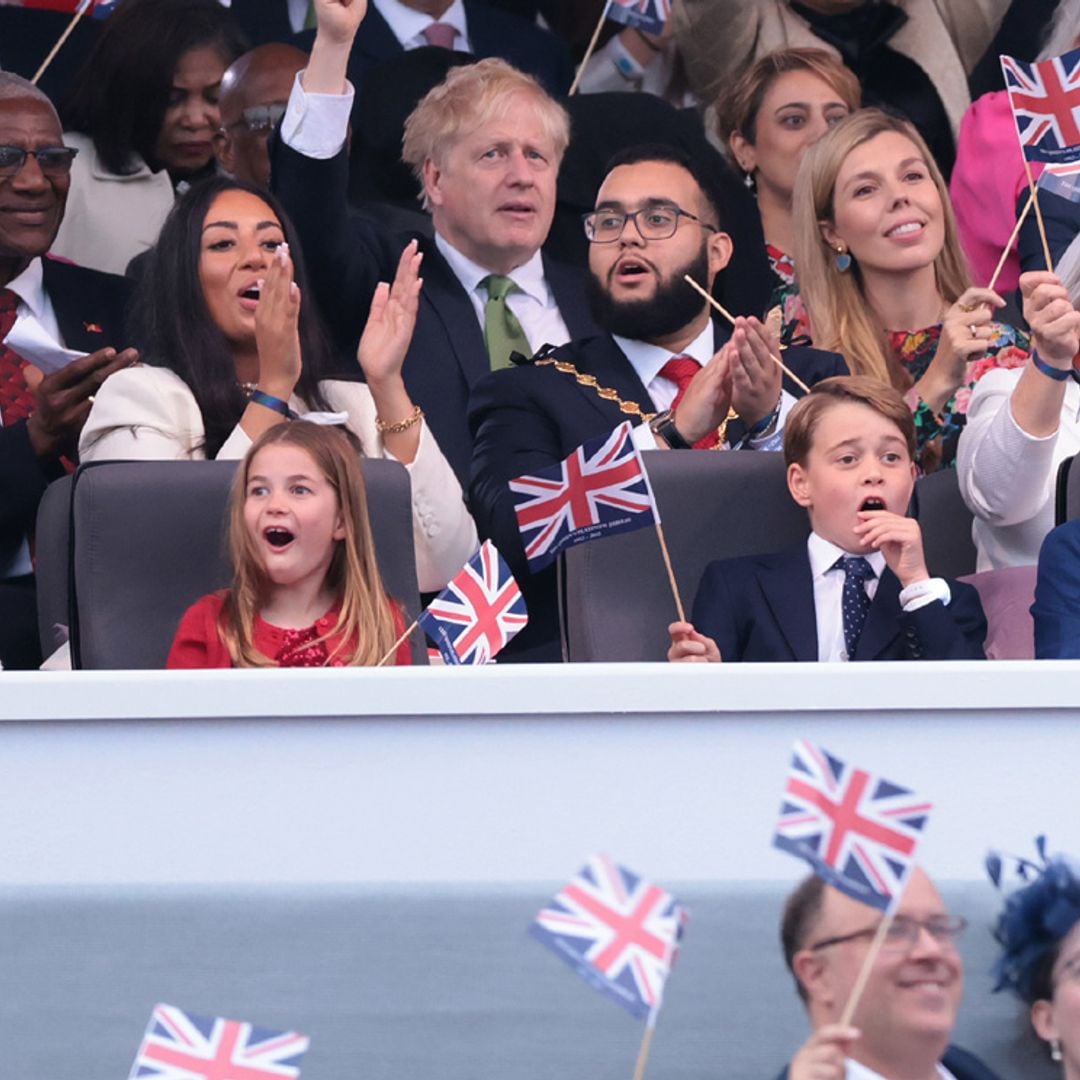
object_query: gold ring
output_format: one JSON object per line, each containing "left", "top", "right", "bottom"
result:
{"left": 958, "top": 302, "right": 978, "bottom": 313}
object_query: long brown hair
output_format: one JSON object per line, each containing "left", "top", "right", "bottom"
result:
{"left": 792, "top": 108, "right": 971, "bottom": 387}
{"left": 221, "top": 422, "right": 400, "bottom": 666}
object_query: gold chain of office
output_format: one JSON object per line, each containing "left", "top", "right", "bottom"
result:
{"left": 532, "top": 355, "right": 735, "bottom": 448}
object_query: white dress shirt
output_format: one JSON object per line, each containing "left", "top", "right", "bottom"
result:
{"left": 371, "top": 0, "right": 471, "bottom": 51}
{"left": 2, "top": 257, "right": 62, "bottom": 579}
{"left": 614, "top": 322, "right": 796, "bottom": 452}
{"left": 846, "top": 1057, "right": 956, "bottom": 1079}
{"left": 280, "top": 73, "right": 572, "bottom": 354}
{"left": 807, "top": 532, "right": 950, "bottom": 662}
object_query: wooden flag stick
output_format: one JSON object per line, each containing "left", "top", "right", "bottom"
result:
{"left": 654, "top": 522, "right": 686, "bottom": 623}
{"left": 1022, "top": 157, "right": 1055, "bottom": 271}
{"left": 838, "top": 907, "right": 897, "bottom": 1028}
{"left": 683, "top": 275, "right": 811, "bottom": 394}
{"left": 987, "top": 188, "right": 1035, "bottom": 293}
{"left": 569, "top": 2, "right": 610, "bottom": 97}
{"left": 631, "top": 1017, "right": 658, "bottom": 1080}
{"left": 32, "top": 2, "right": 89, "bottom": 85}
{"left": 376, "top": 618, "right": 418, "bottom": 667}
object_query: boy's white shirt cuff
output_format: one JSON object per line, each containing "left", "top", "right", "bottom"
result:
{"left": 281, "top": 71, "right": 354, "bottom": 159}
{"left": 898, "top": 577, "right": 951, "bottom": 610}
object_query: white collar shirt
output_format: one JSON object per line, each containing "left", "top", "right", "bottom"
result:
{"left": 371, "top": 0, "right": 471, "bottom": 52}
{"left": 846, "top": 1057, "right": 956, "bottom": 1079}
{"left": 612, "top": 321, "right": 715, "bottom": 412}
{"left": 807, "top": 531, "right": 886, "bottom": 662}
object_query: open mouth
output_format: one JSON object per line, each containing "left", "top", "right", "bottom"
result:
{"left": 264, "top": 527, "right": 294, "bottom": 549}
{"left": 613, "top": 257, "right": 652, "bottom": 282}
{"left": 860, "top": 496, "right": 886, "bottom": 512}
{"left": 885, "top": 221, "right": 925, "bottom": 238}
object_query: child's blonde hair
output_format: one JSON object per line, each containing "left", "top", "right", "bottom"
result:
{"left": 792, "top": 108, "right": 971, "bottom": 387}
{"left": 221, "top": 422, "right": 401, "bottom": 666}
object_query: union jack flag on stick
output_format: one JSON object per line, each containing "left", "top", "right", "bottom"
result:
{"left": 128, "top": 1003, "right": 309, "bottom": 1080}
{"left": 510, "top": 421, "right": 660, "bottom": 571}
{"left": 605, "top": 0, "right": 671, "bottom": 36}
{"left": 417, "top": 540, "right": 528, "bottom": 664}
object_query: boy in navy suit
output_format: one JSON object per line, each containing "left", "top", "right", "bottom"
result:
{"left": 668, "top": 376, "right": 986, "bottom": 662}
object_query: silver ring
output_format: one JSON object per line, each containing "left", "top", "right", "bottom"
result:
{"left": 969, "top": 324, "right": 978, "bottom": 338}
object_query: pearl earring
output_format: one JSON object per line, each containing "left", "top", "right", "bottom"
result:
{"left": 834, "top": 243, "right": 851, "bottom": 273}
{"left": 1051, "top": 1038, "right": 1063, "bottom": 1062}
{"left": 743, "top": 171, "right": 755, "bottom": 192}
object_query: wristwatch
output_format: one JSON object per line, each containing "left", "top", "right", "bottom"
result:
{"left": 649, "top": 409, "right": 692, "bottom": 449}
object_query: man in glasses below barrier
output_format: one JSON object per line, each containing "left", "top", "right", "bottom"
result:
{"left": 468, "top": 142, "right": 846, "bottom": 661}
{"left": 0, "top": 73, "right": 136, "bottom": 668}
{"left": 778, "top": 868, "right": 1001, "bottom": 1080}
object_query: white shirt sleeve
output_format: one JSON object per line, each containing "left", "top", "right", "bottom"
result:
{"left": 280, "top": 71, "right": 355, "bottom": 160}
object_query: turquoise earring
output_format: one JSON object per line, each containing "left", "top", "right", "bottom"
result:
{"left": 834, "top": 244, "right": 851, "bottom": 272}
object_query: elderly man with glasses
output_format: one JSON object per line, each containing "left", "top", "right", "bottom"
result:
{"left": 778, "top": 867, "right": 1001, "bottom": 1080}
{"left": 468, "top": 142, "right": 846, "bottom": 661}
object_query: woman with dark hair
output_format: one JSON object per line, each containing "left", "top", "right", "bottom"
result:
{"left": 52, "top": 0, "right": 248, "bottom": 275}
{"left": 79, "top": 177, "right": 477, "bottom": 592}
{"left": 992, "top": 843, "right": 1080, "bottom": 1077}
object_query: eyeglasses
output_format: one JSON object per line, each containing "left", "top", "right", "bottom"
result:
{"left": 0, "top": 145, "right": 78, "bottom": 178}
{"left": 582, "top": 203, "right": 718, "bottom": 244}
{"left": 224, "top": 103, "right": 287, "bottom": 135}
{"left": 809, "top": 914, "right": 968, "bottom": 952}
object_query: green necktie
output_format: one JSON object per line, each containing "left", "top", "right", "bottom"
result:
{"left": 481, "top": 274, "right": 531, "bottom": 371}
{"left": 303, "top": 0, "right": 317, "bottom": 30}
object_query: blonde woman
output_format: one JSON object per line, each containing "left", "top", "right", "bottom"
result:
{"left": 791, "top": 108, "right": 1029, "bottom": 472}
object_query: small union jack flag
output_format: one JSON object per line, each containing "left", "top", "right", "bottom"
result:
{"left": 606, "top": 0, "right": 671, "bottom": 36}
{"left": 13, "top": 0, "right": 117, "bottom": 15}
{"left": 128, "top": 1003, "right": 309, "bottom": 1080}
{"left": 530, "top": 854, "right": 688, "bottom": 1019}
{"left": 418, "top": 540, "right": 528, "bottom": 664}
{"left": 510, "top": 421, "right": 660, "bottom": 572}
{"left": 774, "top": 740, "right": 932, "bottom": 911}
{"left": 1001, "top": 48, "right": 1080, "bottom": 165}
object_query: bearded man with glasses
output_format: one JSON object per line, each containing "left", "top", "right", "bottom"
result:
{"left": 778, "top": 868, "right": 1001, "bottom": 1080}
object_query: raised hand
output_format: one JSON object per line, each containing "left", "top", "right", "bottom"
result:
{"left": 788, "top": 1024, "right": 860, "bottom": 1080}
{"left": 1021, "top": 271, "right": 1080, "bottom": 368}
{"left": 312, "top": 0, "right": 367, "bottom": 44}
{"left": 853, "top": 510, "right": 929, "bottom": 588}
{"left": 253, "top": 242, "right": 302, "bottom": 400}
{"left": 916, "top": 286, "right": 1006, "bottom": 414}
{"left": 667, "top": 621, "right": 721, "bottom": 662}
{"left": 357, "top": 239, "right": 423, "bottom": 389}
{"left": 729, "top": 314, "right": 782, "bottom": 427}
{"left": 28, "top": 346, "right": 138, "bottom": 459}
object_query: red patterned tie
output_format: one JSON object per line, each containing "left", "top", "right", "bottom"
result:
{"left": 658, "top": 354, "right": 720, "bottom": 450}
{"left": 422, "top": 22, "right": 458, "bottom": 48}
{"left": 0, "top": 288, "right": 35, "bottom": 427}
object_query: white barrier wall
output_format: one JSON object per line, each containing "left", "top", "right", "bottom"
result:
{"left": 2, "top": 661, "right": 1078, "bottom": 886}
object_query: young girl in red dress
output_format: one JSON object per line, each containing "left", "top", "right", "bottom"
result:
{"left": 167, "top": 421, "right": 410, "bottom": 667}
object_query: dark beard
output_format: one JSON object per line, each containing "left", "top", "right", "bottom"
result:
{"left": 587, "top": 246, "right": 711, "bottom": 342}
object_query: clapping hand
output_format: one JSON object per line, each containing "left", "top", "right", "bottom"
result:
{"left": 357, "top": 240, "right": 423, "bottom": 390}
{"left": 728, "top": 315, "right": 782, "bottom": 428}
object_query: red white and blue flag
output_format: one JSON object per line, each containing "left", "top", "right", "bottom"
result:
{"left": 418, "top": 539, "right": 528, "bottom": 664}
{"left": 1001, "top": 48, "right": 1080, "bottom": 166}
{"left": 510, "top": 421, "right": 660, "bottom": 572}
{"left": 8, "top": 0, "right": 118, "bottom": 16}
{"left": 605, "top": 0, "right": 671, "bottom": 36}
{"left": 128, "top": 1003, "right": 309, "bottom": 1080}
{"left": 530, "top": 854, "right": 688, "bottom": 1019}
{"left": 774, "top": 740, "right": 932, "bottom": 911}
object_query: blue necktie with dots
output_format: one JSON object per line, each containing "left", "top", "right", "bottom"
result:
{"left": 837, "top": 555, "right": 875, "bottom": 659}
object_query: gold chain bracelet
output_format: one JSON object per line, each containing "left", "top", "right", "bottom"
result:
{"left": 376, "top": 404, "right": 424, "bottom": 434}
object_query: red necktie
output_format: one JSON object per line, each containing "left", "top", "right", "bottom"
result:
{"left": 422, "top": 22, "right": 458, "bottom": 48}
{"left": 0, "top": 288, "right": 36, "bottom": 427}
{"left": 658, "top": 355, "right": 719, "bottom": 450}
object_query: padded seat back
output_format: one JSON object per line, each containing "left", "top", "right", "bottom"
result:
{"left": 68, "top": 458, "right": 424, "bottom": 669}
{"left": 34, "top": 475, "right": 73, "bottom": 659}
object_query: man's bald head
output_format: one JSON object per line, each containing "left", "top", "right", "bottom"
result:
{"left": 0, "top": 72, "right": 57, "bottom": 115}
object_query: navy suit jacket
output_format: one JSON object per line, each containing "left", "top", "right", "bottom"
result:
{"left": 692, "top": 542, "right": 987, "bottom": 662}
{"left": 467, "top": 329, "right": 848, "bottom": 661}
{"left": 774, "top": 1044, "right": 1001, "bottom": 1080}
{"left": 1033, "top": 518, "right": 1080, "bottom": 658}
{"left": 271, "top": 138, "right": 598, "bottom": 486}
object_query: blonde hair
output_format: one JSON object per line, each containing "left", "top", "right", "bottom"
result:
{"left": 402, "top": 57, "right": 570, "bottom": 209}
{"left": 792, "top": 108, "right": 971, "bottom": 387}
{"left": 221, "top": 422, "right": 401, "bottom": 667}
{"left": 715, "top": 46, "right": 861, "bottom": 169}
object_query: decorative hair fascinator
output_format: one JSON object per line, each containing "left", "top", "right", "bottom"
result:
{"left": 989, "top": 836, "right": 1080, "bottom": 1004}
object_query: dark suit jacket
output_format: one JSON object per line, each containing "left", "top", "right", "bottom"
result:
{"left": 271, "top": 139, "right": 598, "bottom": 485}
{"left": 774, "top": 1043, "right": 1002, "bottom": 1080}
{"left": 467, "top": 329, "right": 848, "bottom": 661}
{"left": 1033, "top": 518, "right": 1080, "bottom": 659}
{"left": 693, "top": 542, "right": 987, "bottom": 662}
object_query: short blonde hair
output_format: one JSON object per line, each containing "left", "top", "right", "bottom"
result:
{"left": 402, "top": 57, "right": 570, "bottom": 207}
{"left": 791, "top": 108, "right": 970, "bottom": 387}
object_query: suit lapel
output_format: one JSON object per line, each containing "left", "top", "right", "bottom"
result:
{"left": 353, "top": 6, "right": 403, "bottom": 65}
{"left": 855, "top": 567, "right": 902, "bottom": 660}
{"left": 571, "top": 335, "right": 657, "bottom": 427}
{"left": 419, "top": 242, "right": 491, "bottom": 388}
{"left": 42, "top": 258, "right": 113, "bottom": 353}
{"left": 758, "top": 545, "right": 818, "bottom": 661}
{"left": 543, "top": 254, "right": 597, "bottom": 342}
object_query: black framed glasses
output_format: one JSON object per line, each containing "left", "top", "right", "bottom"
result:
{"left": 225, "top": 103, "right": 287, "bottom": 135}
{"left": 0, "top": 145, "right": 78, "bottom": 178}
{"left": 810, "top": 914, "right": 968, "bottom": 952}
{"left": 582, "top": 203, "right": 718, "bottom": 244}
